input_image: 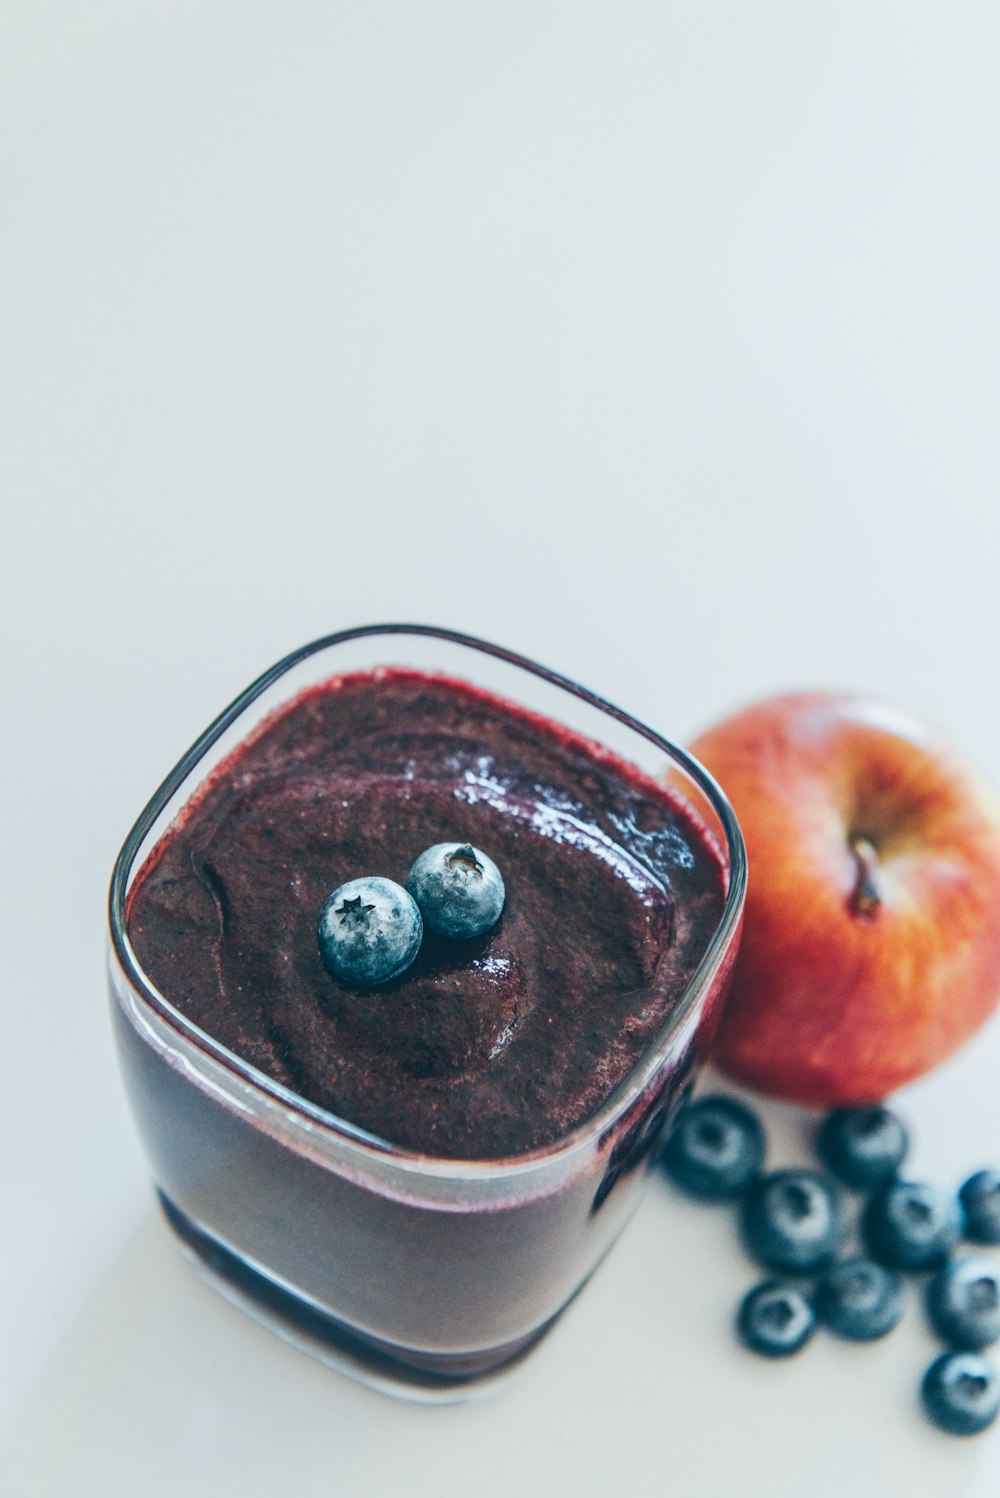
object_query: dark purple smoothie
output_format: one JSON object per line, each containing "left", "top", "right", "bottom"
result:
{"left": 127, "top": 670, "right": 726, "bottom": 1160}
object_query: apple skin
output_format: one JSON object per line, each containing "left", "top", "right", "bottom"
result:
{"left": 690, "top": 693, "right": 1000, "bottom": 1105}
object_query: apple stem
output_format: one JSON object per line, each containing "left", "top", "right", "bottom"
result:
{"left": 849, "top": 836, "right": 882, "bottom": 918}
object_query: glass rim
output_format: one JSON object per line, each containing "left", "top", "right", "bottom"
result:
{"left": 108, "top": 623, "right": 747, "bottom": 1179}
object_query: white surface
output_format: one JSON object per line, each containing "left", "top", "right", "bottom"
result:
{"left": 2, "top": 2, "right": 1000, "bottom": 1493}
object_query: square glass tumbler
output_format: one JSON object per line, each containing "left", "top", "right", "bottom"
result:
{"left": 108, "top": 626, "right": 746, "bottom": 1399}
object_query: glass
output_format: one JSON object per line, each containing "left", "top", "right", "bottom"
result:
{"left": 108, "top": 625, "right": 746, "bottom": 1399}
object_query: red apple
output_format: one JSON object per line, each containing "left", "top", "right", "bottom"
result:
{"left": 691, "top": 692, "right": 1000, "bottom": 1105}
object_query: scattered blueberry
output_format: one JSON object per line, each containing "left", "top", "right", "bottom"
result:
{"left": 660, "top": 1095, "right": 765, "bottom": 1201}
{"left": 926, "top": 1258, "right": 1000, "bottom": 1350}
{"left": 653, "top": 1080, "right": 1000, "bottom": 1434}
{"left": 862, "top": 1179, "right": 961, "bottom": 1271}
{"left": 407, "top": 842, "right": 505, "bottom": 940}
{"left": 815, "top": 1256, "right": 904, "bottom": 1341}
{"left": 921, "top": 1351, "right": 1000, "bottom": 1435}
{"left": 816, "top": 1105, "right": 908, "bottom": 1189}
{"left": 317, "top": 876, "right": 422, "bottom": 987}
{"left": 737, "top": 1280, "right": 816, "bottom": 1357}
{"left": 741, "top": 1169, "right": 847, "bottom": 1274}
{"left": 959, "top": 1170, "right": 1000, "bottom": 1245}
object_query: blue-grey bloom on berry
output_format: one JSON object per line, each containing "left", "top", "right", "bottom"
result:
{"left": 926, "top": 1258, "right": 1000, "bottom": 1350}
{"left": 407, "top": 841, "right": 505, "bottom": 939}
{"left": 660, "top": 1095, "right": 765, "bottom": 1201}
{"left": 921, "top": 1351, "right": 1000, "bottom": 1435}
{"left": 863, "top": 1179, "right": 960, "bottom": 1270}
{"left": 737, "top": 1281, "right": 816, "bottom": 1357}
{"left": 816, "top": 1105, "right": 908, "bottom": 1189}
{"left": 815, "top": 1256, "right": 904, "bottom": 1341}
{"left": 959, "top": 1170, "right": 1000, "bottom": 1245}
{"left": 741, "top": 1169, "right": 846, "bottom": 1274}
{"left": 317, "top": 876, "right": 422, "bottom": 987}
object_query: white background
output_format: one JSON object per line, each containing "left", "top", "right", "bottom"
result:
{"left": 2, "top": 3, "right": 1000, "bottom": 1493}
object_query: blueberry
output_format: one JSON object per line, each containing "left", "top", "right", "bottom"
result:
{"left": 317, "top": 876, "right": 422, "bottom": 987}
{"left": 407, "top": 842, "right": 505, "bottom": 940}
{"left": 926, "top": 1258, "right": 1000, "bottom": 1350}
{"left": 659, "top": 1095, "right": 765, "bottom": 1201}
{"left": 737, "top": 1281, "right": 816, "bottom": 1357}
{"left": 741, "top": 1169, "right": 847, "bottom": 1274}
{"left": 816, "top": 1105, "right": 908, "bottom": 1189}
{"left": 815, "top": 1256, "right": 904, "bottom": 1341}
{"left": 959, "top": 1170, "right": 1000, "bottom": 1245}
{"left": 921, "top": 1351, "right": 1000, "bottom": 1435}
{"left": 862, "top": 1179, "right": 961, "bottom": 1270}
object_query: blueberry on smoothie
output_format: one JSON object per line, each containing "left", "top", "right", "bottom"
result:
{"left": 737, "top": 1281, "right": 816, "bottom": 1357}
{"left": 862, "top": 1180, "right": 961, "bottom": 1270}
{"left": 816, "top": 1105, "right": 909, "bottom": 1189}
{"left": 741, "top": 1169, "right": 846, "bottom": 1274}
{"left": 926, "top": 1258, "right": 1000, "bottom": 1350}
{"left": 407, "top": 842, "right": 505, "bottom": 940}
{"left": 959, "top": 1170, "right": 1000, "bottom": 1245}
{"left": 921, "top": 1351, "right": 1000, "bottom": 1435}
{"left": 317, "top": 876, "right": 422, "bottom": 987}
{"left": 815, "top": 1256, "right": 904, "bottom": 1341}
{"left": 660, "top": 1095, "right": 765, "bottom": 1201}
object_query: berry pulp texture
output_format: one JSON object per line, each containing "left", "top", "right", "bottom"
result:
{"left": 126, "top": 671, "right": 726, "bottom": 1158}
